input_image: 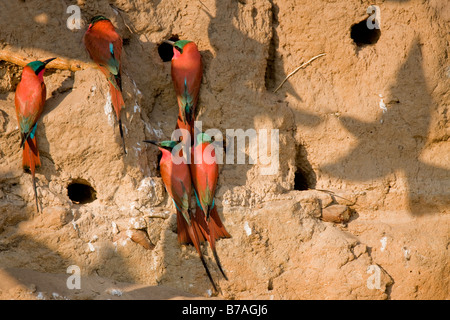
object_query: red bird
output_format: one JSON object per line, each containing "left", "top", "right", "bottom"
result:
{"left": 144, "top": 139, "right": 218, "bottom": 292}
{"left": 190, "top": 133, "right": 231, "bottom": 280}
{"left": 165, "top": 39, "right": 202, "bottom": 143}
{"left": 15, "top": 58, "right": 55, "bottom": 212}
{"left": 84, "top": 15, "right": 127, "bottom": 154}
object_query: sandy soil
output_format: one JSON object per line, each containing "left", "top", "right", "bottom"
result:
{"left": 0, "top": 0, "right": 448, "bottom": 300}
{"left": 0, "top": 267, "right": 205, "bottom": 300}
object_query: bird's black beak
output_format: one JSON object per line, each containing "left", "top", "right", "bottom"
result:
{"left": 164, "top": 39, "right": 182, "bottom": 53}
{"left": 43, "top": 57, "right": 56, "bottom": 66}
{"left": 143, "top": 140, "right": 160, "bottom": 147}
{"left": 163, "top": 39, "right": 176, "bottom": 46}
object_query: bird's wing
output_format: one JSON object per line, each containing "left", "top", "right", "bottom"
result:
{"left": 15, "top": 81, "right": 46, "bottom": 138}
{"left": 84, "top": 29, "right": 122, "bottom": 88}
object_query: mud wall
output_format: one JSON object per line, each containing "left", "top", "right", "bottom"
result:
{"left": 0, "top": 0, "right": 448, "bottom": 299}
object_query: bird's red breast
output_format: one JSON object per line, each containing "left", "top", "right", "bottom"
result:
{"left": 83, "top": 19, "right": 122, "bottom": 70}
{"left": 159, "top": 147, "right": 192, "bottom": 213}
{"left": 190, "top": 142, "right": 219, "bottom": 210}
{"left": 15, "top": 66, "right": 46, "bottom": 131}
{"left": 171, "top": 42, "right": 202, "bottom": 108}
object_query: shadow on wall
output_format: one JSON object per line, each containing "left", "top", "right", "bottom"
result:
{"left": 0, "top": 265, "right": 190, "bottom": 300}
{"left": 1, "top": 0, "right": 447, "bottom": 298}
{"left": 0, "top": 1, "right": 129, "bottom": 67}
{"left": 0, "top": 0, "right": 228, "bottom": 295}
{"left": 0, "top": 0, "right": 160, "bottom": 192}
{"left": 0, "top": 172, "right": 163, "bottom": 298}
{"left": 203, "top": 0, "right": 321, "bottom": 192}
{"left": 264, "top": 0, "right": 303, "bottom": 102}
{"left": 320, "top": 37, "right": 450, "bottom": 215}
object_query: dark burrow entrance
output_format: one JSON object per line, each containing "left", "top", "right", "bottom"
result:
{"left": 155, "top": 150, "right": 162, "bottom": 177}
{"left": 350, "top": 17, "right": 381, "bottom": 47}
{"left": 264, "top": 1, "right": 280, "bottom": 91}
{"left": 294, "top": 144, "right": 316, "bottom": 191}
{"left": 157, "top": 35, "right": 180, "bottom": 62}
{"left": 67, "top": 179, "right": 97, "bottom": 204}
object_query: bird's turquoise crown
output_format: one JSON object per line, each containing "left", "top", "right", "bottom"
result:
{"left": 90, "top": 15, "right": 109, "bottom": 24}
{"left": 26, "top": 58, "right": 55, "bottom": 75}
{"left": 160, "top": 140, "right": 179, "bottom": 149}
{"left": 196, "top": 132, "right": 212, "bottom": 144}
{"left": 27, "top": 61, "right": 46, "bottom": 74}
{"left": 174, "top": 40, "right": 192, "bottom": 53}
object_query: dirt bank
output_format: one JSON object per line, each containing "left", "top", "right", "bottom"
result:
{"left": 0, "top": 0, "right": 448, "bottom": 299}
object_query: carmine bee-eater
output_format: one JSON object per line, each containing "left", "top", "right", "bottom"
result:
{"left": 165, "top": 39, "right": 202, "bottom": 142}
{"left": 144, "top": 139, "right": 218, "bottom": 292}
{"left": 84, "top": 15, "right": 127, "bottom": 154}
{"left": 15, "top": 57, "right": 56, "bottom": 213}
{"left": 190, "top": 133, "right": 231, "bottom": 280}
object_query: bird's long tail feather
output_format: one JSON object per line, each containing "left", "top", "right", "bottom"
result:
{"left": 118, "top": 118, "right": 126, "bottom": 154}
{"left": 195, "top": 206, "right": 229, "bottom": 280}
{"left": 186, "top": 221, "right": 218, "bottom": 293}
{"left": 175, "top": 114, "right": 195, "bottom": 144}
{"left": 177, "top": 210, "right": 193, "bottom": 245}
{"left": 209, "top": 206, "right": 231, "bottom": 240}
{"left": 192, "top": 206, "right": 209, "bottom": 241}
{"left": 109, "top": 82, "right": 126, "bottom": 154}
{"left": 23, "top": 137, "right": 40, "bottom": 212}
{"left": 209, "top": 220, "right": 228, "bottom": 280}
{"left": 177, "top": 210, "right": 218, "bottom": 292}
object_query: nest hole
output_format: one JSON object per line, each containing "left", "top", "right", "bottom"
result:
{"left": 158, "top": 35, "right": 180, "bottom": 62}
{"left": 155, "top": 150, "right": 162, "bottom": 177}
{"left": 123, "top": 38, "right": 131, "bottom": 46}
{"left": 294, "top": 145, "right": 316, "bottom": 191}
{"left": 268, "top": 278, "right": 274, "bottom": 291}
{"left": 294, "top": 169, "right": 310, "bottom": 191}
{"left": 67, "top": 179, "right": 97, "bottom": 204}
{"left": 350, "top": 18, "right": 381, "bottom": 46}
